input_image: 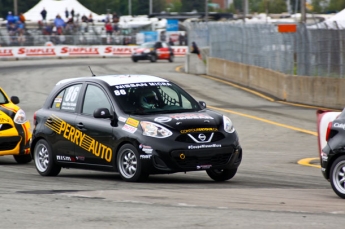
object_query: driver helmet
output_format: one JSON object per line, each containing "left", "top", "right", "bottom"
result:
{"left": 139, "top": 89, "right": 158, "bottom": 109}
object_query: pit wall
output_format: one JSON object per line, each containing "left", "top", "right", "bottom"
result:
{"left": 207, "top": 57, "right": 345, "bottom": 109}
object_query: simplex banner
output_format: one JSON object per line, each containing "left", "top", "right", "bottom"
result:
{"left": 0, "top": 45, "right": 188, "bottom": 58}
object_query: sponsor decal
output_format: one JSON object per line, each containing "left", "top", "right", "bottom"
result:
{"left": 180, "top": 128, "right": 218, "bottom": 134}
{"left": 18, "top": 47, "right": 56, "bottom": 56}
{"left": 334, "top": 123, "right": 345, "bottom": 130}
{"left": 321, "top": 152, "right": 328, "bottom": 162}
{"left": 188, "top": 144, "right": 221, "bottom": 150}
{"left": 0, "top": 117, "right": 10, "bottom": 123}
{"left": 122, "top": 124, "right": 137, "bottom": 133}
{"left": 104, "top": 46, "right": 134, "bottom": 55}
{"left": 171, "top": 113, "right": 214, "bottom": 121}
{"left": 139, "top": 144, "right": 153, "bottom": 154}
{"left": 126, "top": 117, "right": 139, "bottom": 127}
{"left": 154, "top": 117, "right": 172, "bottom": 123}
{"left": 140, "top": 155, "right": 152, "bottom": 159}
{"left": 76, "top": 156, "right": 85, "bottom": 161}
{"left": 172, "top": 47, "right": 188, "bottom": 56}
{"left": 56, "top": 155, "right": 73, "bottom": 161}
{"left": 118, "top": 116, "right": 127, "bottom": 123}
{"left": 196, "top": 165, "right": 212, "bottom": 170}
{"left": 54, "top": 97, "right": 62, "bottom": 103}
{"left": 61, "top": 47, "right": 100, "bottom": 55}
{"left": 0, "top": 49, "right": 13, "bottom": 56}
{"left": 115, "top": 82, "right": 172, "bottom": 89}
{"left": 45, "top": 115, "right": 113, "bottom": 162}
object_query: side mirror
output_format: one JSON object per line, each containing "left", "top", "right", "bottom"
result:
{"left": 93, "top": 108, "right": 113, "bottom": 119}
{"left": 93, "top": 108, "right": 118, "bottom": 127}
{"left": 199, "top": 101, "right": 206, "bottom": 109}
{"left": 11, "top": 96, "right": 20, "bottom": 104}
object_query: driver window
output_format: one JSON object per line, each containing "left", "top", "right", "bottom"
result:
{"left": 159, "top": 86, "right": 180, "bottom": 107}
{"left": 82, "top": 85, "right": 111, "bottom": 115}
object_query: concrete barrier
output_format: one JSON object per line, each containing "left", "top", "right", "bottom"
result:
{"left": 185, "top": 53, "right": 206, "bottom": 75}
{"left": 207, "top": 57, "right": 345, "bottom": 109}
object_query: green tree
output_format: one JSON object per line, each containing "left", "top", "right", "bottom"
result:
{"left": 167, "top": 0, "right": 183, "bottom": 13}
{"left": 180, "top": 0, "right": 206, "bottom": 12}
{"left": 327, "top": 0, "right": 345, "bottom": 12}
{"left": 311, "top": 0, "right": 327, "bottom": 13}
{"left": 1, "top": 0, "right": 38, "bottom": 19}
{"left": 258, "top": 0, "right": 287, "bottom": 14}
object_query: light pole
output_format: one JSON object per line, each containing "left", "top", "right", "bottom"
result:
{"left": 205, "top": 0, "right": 208, "bottom": 22}
{"left": 301, "top": 0, "right": 306, "bottom": 23}
{"left": 129, "top": 0, "right": 132, "bottom": 15}
{"left": 14, "top": 0, "right": 18, "bottom": 15}
{"left": 149, "top": 0, "right": 152, "bottom": 15}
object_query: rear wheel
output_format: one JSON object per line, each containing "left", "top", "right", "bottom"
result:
{"left": 206, "top": 168, "right": 237, "bottom": 182}
{"left": 150, "top": 54, "right": 157, "bottom": 62}
{"left": 117, "top": 144, "right": 148, "bottom": 182}
{"left": 13, "top": 154, "right": 32, "bottom": 164}
{"left": 132, "top": 58, "right": 138, "bottom": 62}
{"left": 33, "top": 139, "right": 61, "bottom": 176}
{"left": 330, "top": 155, "right": 345, "bottom": 199}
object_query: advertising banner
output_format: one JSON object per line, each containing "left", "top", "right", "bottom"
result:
{"left": 0, "top": 45, "right": 188, "bottom": 59}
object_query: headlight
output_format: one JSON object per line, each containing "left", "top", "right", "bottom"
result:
{"left": 140, "top": 121, "right": 172, "bottom": 138}
{"left": 223, "top": 116, "right": 235, "bottom": 133}
{"left": 13, "top": 109, "right": 27, "bottom": 124}
{"left": 143, "top": 49, "right": 150, "bottom": 53}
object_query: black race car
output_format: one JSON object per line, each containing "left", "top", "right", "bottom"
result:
{"left": 131, "top": 42, "right": 174, "bottom": 63}
{"left": 31, "top": 74, "right": 242, "bottom": 182}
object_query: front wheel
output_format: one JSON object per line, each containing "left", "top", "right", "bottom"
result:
{"left": 132, "top": 58, "right": 138, "bottom": 62}
{"left": 13, "top": 154, "right": 32, "bottom": 164}
{"left": 33, "top": 139, "right": 61, "bottom": 176}
{"left": 117, "top": 144, "right": 148, "bottom": 182}
{"left": 168, "top": 54, "right": 174, "bottom": 62}
{"left": 330, "top": 155, "right": 345, "bottom": 199}
{"left": 206, "top": 168, "right": 237, "bottom": 182}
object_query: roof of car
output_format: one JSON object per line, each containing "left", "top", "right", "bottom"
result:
{"left": 56, "top": 75, "right": 169, "bottom": 86}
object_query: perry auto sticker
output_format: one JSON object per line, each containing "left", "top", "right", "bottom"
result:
{"left": 45, "top": 114, "right": 112, "bottom": 162}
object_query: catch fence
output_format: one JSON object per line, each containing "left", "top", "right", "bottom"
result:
{"left": 185, "top": 22, "right": 345, "bottom": 78}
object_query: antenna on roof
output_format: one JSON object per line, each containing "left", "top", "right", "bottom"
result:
{"left": 88, "top": 66, "right": 96, "bottom": 77}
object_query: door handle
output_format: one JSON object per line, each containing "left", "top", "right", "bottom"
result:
{"left": 76, "top": 123, "right": 86, "bottom": 131}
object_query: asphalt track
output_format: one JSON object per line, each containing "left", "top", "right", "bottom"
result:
{"left": 0, "top": 57, "right": 344, "bottom": 229}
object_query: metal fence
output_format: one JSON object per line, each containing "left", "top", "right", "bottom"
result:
{"left": 185, "top": 22, "right": 345, "bottom": 78}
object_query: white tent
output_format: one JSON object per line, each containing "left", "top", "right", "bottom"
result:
{"left": 23, "top": 0, "right": 104, "bottom": 22}
{"left": 308, "top": 9, "right": 345, "bottom": 29}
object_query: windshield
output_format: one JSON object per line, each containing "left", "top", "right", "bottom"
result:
{"left": 139, "top": 42, "right": 154, "bottom": 48}
{"left": 112, "top": 82, "right": 202, "bottom": 115}
{"left": 0, "top": 89, "right": 8, "bottom": 104}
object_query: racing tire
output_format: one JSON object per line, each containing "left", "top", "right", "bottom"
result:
{"left": 168, "top": 54, "right": 174, "bottom": 62}
{"left": 330, "top": 155, "right": 345, "bottom": 199}
{"left": 150, "top": 55, "right": 157, "bottom": 63}
{"left": 33, "top": 139, "right": 61, "bottom": 176}
{"left": 132, "top": 58, "right": 138, "bottom": 63}
{"left": 13, "top": 154, "right": 32, "bottom": 164}
{"left": 206, "top": 168, "right": 237, "bottom": 182}
{"left": 117, "top": 144, "right": 148, "bottom": 182}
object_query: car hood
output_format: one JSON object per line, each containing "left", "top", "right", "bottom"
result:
{"left": 133, "top": 110, "right": 223, "bottom": 132}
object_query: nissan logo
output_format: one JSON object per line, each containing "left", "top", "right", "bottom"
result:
{"left": 198, "top": 133, "right": 206, "bottom": 141}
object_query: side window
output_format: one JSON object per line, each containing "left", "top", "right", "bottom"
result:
{"left": 159, "top": 86, "right": 180, "bottom": 107}
{"left": 51, "top": 84, "right": 82, "bottom": 112}
{"left": 82, "top": 85, "right": 111, "bottom": 116}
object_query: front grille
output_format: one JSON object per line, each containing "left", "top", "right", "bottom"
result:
{"left": 0, "top": 136, "right": 21, "bottom": 151}
{"left": 175, "top": 132, "right": 225, "bottom": 143}
{"left": 0, "top": 124, "right": 13, "bottom": 131}
{"left": 171, "top": 148, "right": 233, "bottom": 169}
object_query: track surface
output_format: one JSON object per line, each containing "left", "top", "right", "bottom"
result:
{"left": 0, "top": 58, "right": 344, "bottom": 228}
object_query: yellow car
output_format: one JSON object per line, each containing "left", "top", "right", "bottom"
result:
{"left": 0, "top": 87, "right": 32, "bottom": 164}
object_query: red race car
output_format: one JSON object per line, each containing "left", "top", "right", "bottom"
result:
{"left": 131, "top": 41, "right": 174, "bottom": 63}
